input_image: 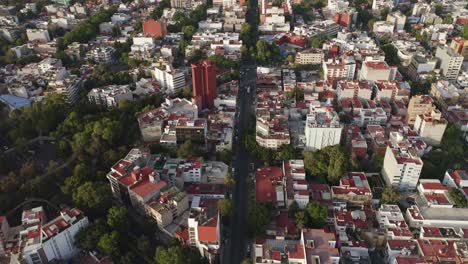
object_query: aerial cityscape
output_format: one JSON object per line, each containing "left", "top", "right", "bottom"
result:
{"left": 0, "top": 0, "right": 467, "bottom": 263}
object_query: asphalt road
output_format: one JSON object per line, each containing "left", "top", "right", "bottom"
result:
{"left": 223, "top": 64, "right": 256, "bottom": 264}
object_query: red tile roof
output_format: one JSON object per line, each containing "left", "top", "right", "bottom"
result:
{"left": 197, "top": 217, "right": 218, "bottom": 242}
{"left": 255, "top": 167, "right": 283, "bottom": 203}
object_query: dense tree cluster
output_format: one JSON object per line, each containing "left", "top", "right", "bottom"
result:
{"left": 421, "top": 125, "right": 466, "bottom": 180}
{"left": 242, "top": 128, "right": 301, "bottom": 164}
{"left": 255, "top": 40, "right": 281, "bottom": 65}
{"left": 448, "top": 188, "right": 468, "bottom": 208}
{"left": 380, "top": 187, "right": 400, "bottom": 204}
{"left": 247, "top": 202, "right": 272, "bottom": 236}
{"left": 60, "top": 7, "right": 118, "bottom": 46}
{"left": 303, "top": 145, "right": 349, "bottom": 184}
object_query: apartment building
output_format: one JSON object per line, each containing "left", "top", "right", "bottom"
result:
{"left": 322, "top": 57, "right": 356, "bottom": 81}
{"left": 26, "top": 29, "right": 50, "bottom": 42}
{"left": 414, "top": 110, "right": 447, "bottom": 145}
{"left": 381, "top": 146, "right": 423, "bottom": 191}
{"left": 305, "top": 101, "right": 343, "bottom": 150}
{"left": 295, "top": 48, "right": 324, "bottom": 65}
{"left": 387, "top": 11, "right": 406, "bottom": 31}
{"left": 256, "top": 116, "right": 291, "bottom": 149}
{"left": 87, "top": 85, "right": 133, "bottom": 108}
{"left": 375, "top": 81, "right": 409, "bottom": 101}
{"left": 153, "top": 63, "right": 186, "bottom": 94}
{"left": 4, "top": 207, "right": 88, "bottom": 264}
{"left": 359, "top": 61, "right": 396, "bottom": 81}
{"left": 145, "top": 186, "right": 189, "bottom": 228}
{"left": 450, "top": 37, "right": 468, "bottom": 59}
{"left": 188, "top": 196, "right": 220, "bottom": 263}
{"left": 138, "top": 98, "right": 198, "bottom": 142}
{"left": 336, "top": 80, "right": 372, "bottom": 100}
{"left": 174, "top": 118, "right": 208, "bottom": 143}
{"left": 405, "top": 95, "right": 435, "bottom": 125}
{"left": 86, "top": 46, "right": 115, "bottom": 64}
{"left": 435, "top": 46, "right": 463, "bottom": 81}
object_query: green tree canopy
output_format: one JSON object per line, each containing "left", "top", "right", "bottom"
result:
{"left": 304, "top": 201, "right": 327, "bottom": 228}
{"left": 448, "top": 188, "right": 468, "bottom": 208}
{"left": 107, "top": 206, "right": 129, "bottom": 232}
{"left": 381, "top": 187, "right": 400, "bottom": 204}
{"left": 155, "top": 246, "right": 185, "bottom": 264}
{"left": 98, "top": 231, "right": 120, "bottom": 256}
{"left": 303, "top": 145, "right": 348, "bottom": 183}
{"left": 72, "top": 182, "right": 112, "bottom": 214}
{"left": 218, "top": 198, "right": 234, "bottom": 217}
{"left": 247, "top": 203, "right": 271, "bottom": 236}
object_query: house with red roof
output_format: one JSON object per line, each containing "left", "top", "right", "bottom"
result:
{"left": 417, "top": 179, "right": 453, "bottom": 208}
{"left": 187, "top": 196, "right": 220, "bottom": 263}
{"left": 255, "top": 166, "right": 285, "bottom": 207}
{"left": 331, "top": 172, "right": 372, "bottom": 205}
{"left": 283, "top": 160, "right": 309, "bottom": 209}
{"left": 386, "top": 239, "right": 419, "bottom": 263}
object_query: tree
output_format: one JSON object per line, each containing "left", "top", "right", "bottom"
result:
{"left": 240, "top": 23, "right": 253, "bottom": 45}
{"left": 182, "top": 25, "right": 196, "bottom": 40}
{"left": 463, "top": 24, "right": 468, "bottom": 39}
{"left": 381, "top": 187, "right": 400, "bottom": 204}
{"left": 98, "top": 231, "right": 120, "bottom": 256}
{"left": 304, "top": 201, "right": 327, "bottom": 228}
{"left": 367, "top": 19, "right": 376, "bottom": 31}
{"left": 176, "top": 140, "right": 197, "bottom": 158}
{"left": 0, "top": 172, "right": 19, "bottom": 192}
{"left": 247, "top": 203, "right": 271, "bottom": 236}
{"left": 107, "top": 206, "right": 129, "bottom": 232}
{"left": 75, "top": 220, "right": 108, "bottom": 251}
{"left": 303, "top": 146, "right": 348, "bottom": 183}
{"left": 224, "top": 172, "right": 236, "bottom": 187}
{"left": 155, "top": 246, "right": 185, "bottom": 264}
{"left": 72, "top": 182, "right": 112, "bottom": 213}
{"left": 218, "top": 198, "right": 234, "bottom": 217}
{"left": 288, "top": 200, "right": 299, "bottom": 218}
{"left": 448, "top": 188, "right": 468, "bottom": 208}
{"left": 295, "top": 211, "right": 306, "bottom": 230}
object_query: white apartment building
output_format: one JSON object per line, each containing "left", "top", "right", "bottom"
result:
{"left": 360, "top": 61, "right": 396, "bottom": 81}
{"left": 336, "top": 80, "right": 372, "bottom": 100}
{"left": 152, "top": 63, "right": 186, "bottom": 94}
{"left": 256, "top": 116, "right": 291, "bottom": 149}
{"left": 188, "top": 196, "right": 220, "bottom": 263}
{"left": 414, "top": 110, "right": 447, "bottom": 146}
{"left": 88, "top": 85, "right": 133, "bottom": 108}
{"left": 322, "top": 57, "right": 356, "bottom": 81}
{"left": 8, "top": 207, "right": 89, "bottom": 264}
{"left": 372, "top": 0, "right": 394, "bottom": 13}
{"left": 435, "top": 46, "right": 463, "bottom": 81}
{"left": 359, "top": 108, "right": 388, "bottom": 127}
{"left": 295, "top": 49, "right": 324, "bottom": 65}
{"left": 305, "top": 101, "right": 343, "bottom": 150}
{"left": 373, "top": 21, "right": 395, "bottom": 33}
{"left": 327, "top": 0, "right": 349, "bottom": 13}
{"left": 381, "top": 146, "right": 423, "bottom": 191}
{"left": 86, "top": 46, "right": 115, "bottom": 64}
{"left": 131, "top": 36, "right": 156, "bottom": 59}
{"left": 26, "top": 29, "right": 50, "bottom": 42}
{"left": 387, "top": 11, "right": 406, "bottom": 31}
{"left": 376, "top": 204, "right": 407, "bottom": 230}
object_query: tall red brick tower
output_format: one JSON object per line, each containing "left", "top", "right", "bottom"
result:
{"left": 191, "top": 60, "right": 217, "bottom": 110}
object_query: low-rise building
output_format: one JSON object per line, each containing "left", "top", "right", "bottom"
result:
{"left": 332, "top": 172, "right": 372, "bottom": 204}
{"left": 359, "top": 61, "right": 396, "bottom": 81}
